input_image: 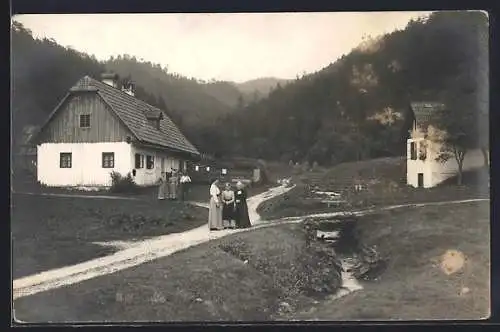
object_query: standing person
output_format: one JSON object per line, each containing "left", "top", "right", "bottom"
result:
{"left": 221, "top": 182, "right": 236, "bottom": 229}
{"left": 234, "top": 181, "right": 251, "bottom": 228}
{"left": 165, "top": 171, "right": 172, "bottom": 200}
{"left": 208, "top": 178, "right": 223, "bottom": 231}
{"left": 157, "top": 172, "right": 166, "bottom": 200}
{"left": 179, "top": 171, "right": 192, "bottom": 201}
{"left": 169, "top": 169, "right": 179, "bottom": 200}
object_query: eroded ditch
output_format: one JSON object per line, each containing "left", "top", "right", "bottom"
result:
{"left": 219, "top": 213, "right": 388, "bottom": 319}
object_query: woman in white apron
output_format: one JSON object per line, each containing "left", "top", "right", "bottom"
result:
{"left": 208, "top": 178, "right": 223, "bottom": 230}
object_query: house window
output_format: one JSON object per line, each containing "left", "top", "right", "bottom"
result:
{"left": 79, "top": 114, "right": 91, "bottom": 128}
{"left": 135, "top": 153, "right": 144, "bottom": 168}
{"left": 60, "top": 152, "right": 72, "bottom": 168}
{"left": 410, "top": 142, "right": 417, "bottom": 160}
{"left": 146, "top": 155, "right": 155, "bottom": 169}
{"left": 102, "top": 152, "right": 115, "bottom": 168}
{"left": 419, "top": 141, "right": 427, "bottom": 161}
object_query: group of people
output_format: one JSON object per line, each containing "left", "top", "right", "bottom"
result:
{"left": 157, "top": 170, "right": 192, "bottom": 201}
{"left": 208, "top": 178, "right": 252, "bottom": 231}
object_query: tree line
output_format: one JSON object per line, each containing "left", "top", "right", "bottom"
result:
{"left": 207, "top": 11, "right": 488, "bottom": 168}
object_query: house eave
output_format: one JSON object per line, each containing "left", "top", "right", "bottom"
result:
{"left": 134, "top": 141, "right": 200, "bottom": 159}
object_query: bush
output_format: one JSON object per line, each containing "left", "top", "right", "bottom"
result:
{"left": 109, "top": 171, "right": 139, "bottom": 194}
{"left": 219, "top": 229, "right": 343, "bottom": 301}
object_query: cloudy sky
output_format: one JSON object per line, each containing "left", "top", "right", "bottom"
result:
{"left": 14, "top": 12, "right": 432, "bottom": 82}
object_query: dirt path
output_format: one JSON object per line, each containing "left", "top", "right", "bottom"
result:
{"left": 13, "top": 184, "right": 295, "bottom": 300}
{"left": 13, "top": 190, "right": 489, "bottom": 301}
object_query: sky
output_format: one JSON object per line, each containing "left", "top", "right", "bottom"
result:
{"left": 14, "top": 12, "right": 433, "bottom": 83}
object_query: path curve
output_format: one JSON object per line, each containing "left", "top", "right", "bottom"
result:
{"left": 13, "top": 189, "right": 488, "bottom": 301}
{"left": 13, "top": 184, "right": 295, "bottom": 300}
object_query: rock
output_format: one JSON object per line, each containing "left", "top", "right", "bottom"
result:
{"left": 278, "top": 301, "right": 293, "bottom": 314}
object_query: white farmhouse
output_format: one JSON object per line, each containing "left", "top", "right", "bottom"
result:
{"left": 32, "top": 73, "right": 200, "bottom": 187}
{"left": 406, "top": 102, "right": 485, "bottom": 188}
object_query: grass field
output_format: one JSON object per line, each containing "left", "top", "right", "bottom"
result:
{"left": 14, "top": 224, "right": 310, "bottom": 322}
{"left": 258, "top": 157, "right": 489, "bottom": 220}
{"left": 11, "top": 193, "right": 208, "bottom": 279}
{"left": 290, "top": 200, "right": 490, "bottom": 321}
{"left": 14, "top": 200, "right": 490, "bottom": 322}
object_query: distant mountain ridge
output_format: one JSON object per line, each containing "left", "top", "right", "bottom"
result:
{"left": 233, "top": 77, "right": 292, "bottom": 101}
{"left": 105, "top": 57, "right": 291, "bottom": 119}
{"left": 10, "top": 20, "right": 296, "bottom": 155}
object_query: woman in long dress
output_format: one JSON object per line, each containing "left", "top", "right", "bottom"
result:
{"left": 208, "top": 178, "right": 223, "bottom": 231}
{"left": 234, "top": 181, "right": 251, "bottom": 228}
{"left": 157, "top": 172, "right": 166, "bottom": 200}
{"left": 169, "top": 170, "right": 178, "bottom": 200}
{"left": 165, "top": 172, "right": 172, "bottom": 199}
{"left": 221, "top": 182, "right": 236, "bottom": 229}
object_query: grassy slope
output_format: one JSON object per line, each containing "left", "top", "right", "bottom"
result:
{"left": 11, "top": 194, "right": 207, "bottom": 278}
{"left": 11, "top": 180, "right": 274, "bottom": 279}
{"left": 15, "top": 201, "right": 490, "bottom": 322}
{"left": 291, "top": 201, "right": 490, "bottom": 321}
{"left": 258, "top": 157, "right": 489, "bottom": 220}
{"left": 14, "top": 224, "right": 310, "bottom": 322}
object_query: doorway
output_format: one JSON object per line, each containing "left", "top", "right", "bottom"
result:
{"left": 417, "top": 173, "right": 424, "bottom": 188}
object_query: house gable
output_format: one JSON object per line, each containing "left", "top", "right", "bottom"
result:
{"left": 35, "top": 75, "right": 200, "bottom": 157}
{"left": 81, "top": 76, "right": 199, "bottom": 156}
{"left": 37, "top": 91, "right": 134, "bottom": 144}
{"left": 409, "top": 102, "right": 448, "bottom": 139}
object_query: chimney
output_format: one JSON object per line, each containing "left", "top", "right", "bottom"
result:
{"left": 122, "top": 80, "right": 135, "bottom": 96}
{"left": 101, "top": 72, "right": 119, "bottom": 88}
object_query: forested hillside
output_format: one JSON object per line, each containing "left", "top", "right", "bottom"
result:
{"left": 11, "top": 21, "right": 104, "bottom": 147}
{"left": 105, "top": 57, "right": 237, "bottom": 126}
{"left": 11, "top": 21, "right": 282, "bottom": 153}
{"left": 208, "top": 11, "right": 488, "bottom": 165}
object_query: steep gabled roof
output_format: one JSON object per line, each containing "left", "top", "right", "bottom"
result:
{"left": 55, "top": 75, "right": 199, "bottom": 155}
{"left": 409, "top": 102, "right": 447, "bottom": 128}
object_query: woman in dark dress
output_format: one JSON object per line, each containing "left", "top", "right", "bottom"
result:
{"left": 221, "top": 182, "right": 236, "bottom": 229}
{"left": 234, "top": 181, "right": 251, "bottom": 228}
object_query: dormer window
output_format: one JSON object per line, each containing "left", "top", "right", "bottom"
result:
{"left": 145, "top": 109, "right": 164, "bottom": 130}
{"left": 148, "top": 119, "right": 161, "bottom": 130}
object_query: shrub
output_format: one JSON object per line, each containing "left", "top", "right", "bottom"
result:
{"left": 219, "top": 228, "right": 343, "bottom": 301}
{"left": 109, "top": 171, "right": 139, "bottom": 193}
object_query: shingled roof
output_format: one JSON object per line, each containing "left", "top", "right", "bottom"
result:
{"left": 410, "top": 102, "right": 447, "bottom": 128}
{"left": 65, "top": 75, "right": 199, "bottom": 155}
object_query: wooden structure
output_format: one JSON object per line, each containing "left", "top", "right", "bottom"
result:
{"left": 187, "top": 157, "right": 264, "bottom": 185}
{"left": 32, "top": 73, "right": 200, "bottom": 187}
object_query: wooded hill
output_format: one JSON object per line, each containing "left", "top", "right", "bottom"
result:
{"left": 207, "top": 11, "right": 488, "bottom": 165}
{"left": 11, "top": 20, "right": 287, "bottom": 152}
{"left": 11, "top": 11, "right": 488, "bottom": 167}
